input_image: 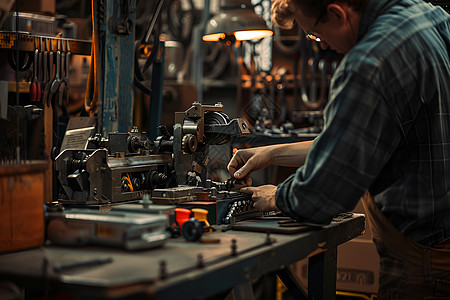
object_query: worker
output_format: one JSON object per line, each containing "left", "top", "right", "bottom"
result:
{"left": 228, "top": 0, "right": 450, "bottom": 298}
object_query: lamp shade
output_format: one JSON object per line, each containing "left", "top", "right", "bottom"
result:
{"left": 203, "top": 1, "right": 273, "bottom": 42}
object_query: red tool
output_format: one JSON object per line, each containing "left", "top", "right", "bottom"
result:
{"left": 30, "top": 39, "right": 41, "bottom": 103}
{"left": 174, "top": 208, "right": 191, "bottom": 228}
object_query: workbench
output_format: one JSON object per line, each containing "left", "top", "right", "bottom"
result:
{"left": 0, "top": 213, "right": 365, "bottom": 300}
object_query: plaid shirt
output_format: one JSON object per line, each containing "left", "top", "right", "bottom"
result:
{"left": 276, "top": 0, "right": 450, "bottom": 245}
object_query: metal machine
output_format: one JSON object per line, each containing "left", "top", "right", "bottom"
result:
{"left": 54, "top": 102, "right": 250, "bottom": 207}
{"left": 170, "top": 101, "right": 250, "bottom": 186}
{"left": 46, "top": 208, "right": 170, "bottom": 250}
{"left": 55, "top": 127, "right": 174, "bottom": 205}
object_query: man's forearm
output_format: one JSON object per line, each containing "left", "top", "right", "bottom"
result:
{"left": 266, "top": 140, "right": 313, "bottom": 167}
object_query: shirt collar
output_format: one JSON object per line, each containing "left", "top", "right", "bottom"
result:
{"left": 357, "top": 0, "right": 403, "bottom": 41}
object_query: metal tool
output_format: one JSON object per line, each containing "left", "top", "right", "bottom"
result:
{"left": 49, "top": 39, "right": 62, "bottom": 107}
{"left": 38, "top": 37, "right": 44, "bottom": 101}
{"left": 58, "top": 39, "right": 68, "bottom": 106}
{"left": 63, "top": 39, "right": 71, "bottom": 103}
{"left": 7, "top": 50, "right": 32, "bottom": 71}
{"left": 42, "top": 38, "right": 54, "bottom": 107}
{"left": 40, "top": 38, "right": 48, "bottom": 103}
{"left": 30, "top": 39, "right": 41, "bottom": 103}
{"left": 53, "top": 257, "right": 113, "bottom": 273}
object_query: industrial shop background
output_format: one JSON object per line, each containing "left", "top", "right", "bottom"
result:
{"left": 0, "top": 0, "right": 448, "bottom": 299}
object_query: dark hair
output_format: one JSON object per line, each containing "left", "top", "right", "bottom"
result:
{"left": 271, "top": 0, "right": 367, "bottom": 29}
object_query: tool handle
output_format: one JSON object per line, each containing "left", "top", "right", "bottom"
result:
{"left": 174, "top": 208, "right": 191, "bottom": 228}
{"left": 36, "top": 83, "right": 41, "bottom": 102}
{"left": 30, "top": 82, "right": 37, "bottom": 102}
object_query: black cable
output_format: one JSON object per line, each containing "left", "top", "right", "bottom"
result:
{"left": 133, "top": 0, "right": 164, "bottom": 94}
{"left": 166, "top": 0, "right": 196, "bottom": 47}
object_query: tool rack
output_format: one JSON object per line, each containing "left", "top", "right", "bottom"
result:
{"left": 0, "top": 32, "right": 90, "bottom": 55}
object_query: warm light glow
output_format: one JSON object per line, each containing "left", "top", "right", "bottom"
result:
{"left": 306, "top": 33, "right": 321, "bottom": 42}
{"left": 234, "top": 30, "right": 273, "bottom": 41}
{"left": 202, "top": 33, "right": 226, "bottom": 41}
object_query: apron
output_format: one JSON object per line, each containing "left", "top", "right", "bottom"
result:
{"left": 360, "top": 191, "right": 450, "bottom": 271}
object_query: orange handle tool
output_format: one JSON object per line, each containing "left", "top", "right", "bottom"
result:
{"left": 191, "top": 208, "right": 212, "bottom": 232}
{"left": 175, "top": 208, "right": 191, "bottom": 228}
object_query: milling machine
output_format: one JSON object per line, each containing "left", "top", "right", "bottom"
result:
{"left": 54, "top": 102, "right": 250, "bottom": 209}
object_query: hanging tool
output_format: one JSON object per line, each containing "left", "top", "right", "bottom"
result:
{"left": 43, "top": 38, "right": 54, "bottom": 107}
{"left": 40, "top": 38, "right": 48, "bottom": 104}
{"left": 7, "top": 50, "right": 32, "bottom": 71}
{"left": 30, "top": 39, "right": 41, "bottom": 103}
{"left": 49, "top": 39, "right": 62, "bottom": 107}
{"left": 38, "top": 37, "right": 45, "bottom": 102}
{"left": 58, "top": 39, "right": 67, "bottom": 106}
{"left": 64, "top": 40, "right": 71, "bottom": 103}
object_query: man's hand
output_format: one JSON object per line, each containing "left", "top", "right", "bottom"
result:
{"left": 240, "top": 184, "right": 280, "bottom": 212}
{"left": 227, "top": 147, "right": 273, "bottom": 185}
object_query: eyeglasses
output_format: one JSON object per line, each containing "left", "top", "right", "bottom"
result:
{"left": 306, "top": 3, "right": 330, "bottom": 42}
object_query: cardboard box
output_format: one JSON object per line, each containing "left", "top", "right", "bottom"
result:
{"left": 336, "top": 239, "right": 379, "bottom": 294}
{"left": 294, "top": 239, "right": 379, "bottom": 295}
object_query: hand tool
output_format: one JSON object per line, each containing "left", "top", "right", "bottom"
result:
{"left": 38, "top": 38, "right": 44, "bottom": 103}
{"left": 191, "top": 208, "right": 212, "bottom": 233}
{"left": 53, "top": 257, "right": 113, "bottom": 273}
{"left": 7, "top": 49, "right": 32, "bottom": 71}
{"left": 49, "top": 39, "right": 62, "bottom": 107}
{"left": 174, "top": 208, "right": 191, "bottom": 229}
{"left": 64, "top": 40, "right": 71, "bottom": 103}
{"left": 30, "top": 39, "right": 41, "bottom": 103}
{"left": 58, "top": 39, "right": 67, "bottom": 106}
{"left": 42, "top": 38, "right": 54, "bottom": 107}
{"left": 40, "top": 38, "right": 48, "bottom": 104}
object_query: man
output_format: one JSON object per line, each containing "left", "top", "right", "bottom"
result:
{"left": 228, "top": 0, "right": 450, "bottom": 298}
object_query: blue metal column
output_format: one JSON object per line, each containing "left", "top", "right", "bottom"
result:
{"left": 97, "top": 0, "right": 135, "bottom": 137}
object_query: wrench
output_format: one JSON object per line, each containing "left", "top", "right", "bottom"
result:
{"left": 58, "top": 40, "right": 67, "bottom": 106}
{"left": 42, "top": 38, "right": 54, "bottom": 107}
{"left": 58, "top": 40, "right": 71, "bottom": 106}
{"left": 49, "top": 39, "right": 62, "bottom": 107}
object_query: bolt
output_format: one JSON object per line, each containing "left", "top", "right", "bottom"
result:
{"left": 197, "top": 254, "right": 205, "bottom": 268}
{"left": 231, "top": 239, "right": 237, "bottom": 256}
{"left": 159, "top": 260, "right": 167, "bottom": 280}
{"left": 265, "top": 232, "right": 272, "bottom": 245}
